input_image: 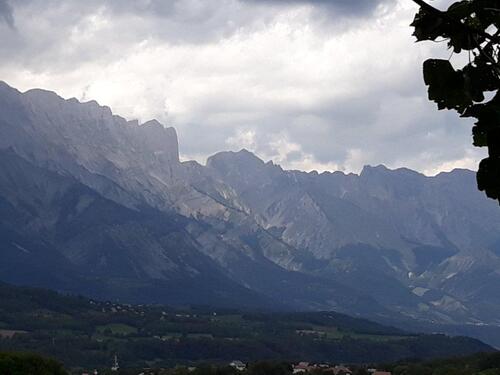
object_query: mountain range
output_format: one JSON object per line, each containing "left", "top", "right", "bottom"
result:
{"left": 0, "top": 81, "right": 499, "bottom": 346}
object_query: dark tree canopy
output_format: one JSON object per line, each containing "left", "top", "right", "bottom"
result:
{"left": 0, "top": 352, "right": 67, "bottom": 375}
{"left": 411, "top": 0, "right": 500, "bottom": 202}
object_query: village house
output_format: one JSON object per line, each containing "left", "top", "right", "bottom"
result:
{"left": 329, "top": 365, "right": 352, "bottom": 375}
{"left": 293, "top": 362, "right": 352, "bottom": 375}
{"left": 293, "top": 362, "right": 312, "bottom": 373}
{"left": 229, "top": 360, "right": 246, "bottom": 371}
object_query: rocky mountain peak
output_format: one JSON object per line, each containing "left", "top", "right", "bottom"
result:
{"left": 360, "top": 164, "right": 397, "bottom": 178}
{"left": 0, "top": 80, "right": 18, "bottom": 93}
{"left": 206, "top": 149, "right": 266, "bottom": 174}
{"left": 138, "top": 120, "right": 179, "bottom": 163}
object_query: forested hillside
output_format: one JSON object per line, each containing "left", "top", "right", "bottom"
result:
{"left": 0, "top": 283, "right": 493, "bottom": 369}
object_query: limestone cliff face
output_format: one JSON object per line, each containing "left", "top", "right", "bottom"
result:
{"left": 0, "top": 82, "right": 181, "bottom": 209}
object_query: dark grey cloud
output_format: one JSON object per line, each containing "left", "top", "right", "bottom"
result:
{"left": 0, "top": 0, "right": 14, "bottom": 28}
{"left": 243, "top": 0, "right": 396, "bottom": 17}
{"left": 0, "top": 0, "right": 397, "bottom": 74}
{"left": 105, "top": 0, "right": 394, "bottom": 19}
{"left": 0, "top": 0, "right": 278, "bottom": 71}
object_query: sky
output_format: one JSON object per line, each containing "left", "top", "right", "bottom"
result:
{"left": 0, "top": 0, "right": 487, "bottom": 175}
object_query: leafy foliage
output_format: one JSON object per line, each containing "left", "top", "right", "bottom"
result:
{"left": 0, "top": 352, "right": 67, "bottom": 375}
{"left": 386, "top": 351, "right": 500, "bottom": 375}
{"left": 411, "top": 0, "right": 500, "bottom": 201}
{"left": 97, "top": 352, "right": 500, "bottom": 375}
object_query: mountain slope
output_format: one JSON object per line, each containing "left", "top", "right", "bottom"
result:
{"left": 0, "top": 149, "right": 278, "bottom": 308}
{"left": 0, "top": 143, "right": 379, "bottom": 315}
{"left": 0, "top": 81, "right": 387, "bottom": 314}
{"left": 205, "top": 150, "right": 500, "bottom": 325}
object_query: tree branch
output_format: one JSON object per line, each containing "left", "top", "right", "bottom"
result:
{"left": 410, "top": 0, "right": 500, "bottom": 44}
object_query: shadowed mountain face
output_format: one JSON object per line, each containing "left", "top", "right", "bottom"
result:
{"left": 1, "top": 81, "right": 500, "bottom": 342}
{"left": 0, "top": 149, "right": 280, "bottom": 309}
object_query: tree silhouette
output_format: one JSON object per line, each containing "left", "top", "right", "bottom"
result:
{"left": 411, "top": 0, "right": 500, "bottom": 202}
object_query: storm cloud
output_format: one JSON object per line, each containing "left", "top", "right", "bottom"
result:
{"left": 244, "top": 0, "right": 396, "bottom": 17}
{"left": 0, "top": 0, "right": 14, "bottom": 28}
{"left": 0, "top": 0, "right": 482, "bottom": 175}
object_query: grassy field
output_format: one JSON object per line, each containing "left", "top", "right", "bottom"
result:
{"left": 96, "top": 323, "right": 138, "bottom": 336}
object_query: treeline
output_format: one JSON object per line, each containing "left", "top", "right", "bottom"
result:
{"left": 97, "top": 361, "right": 367, "bottom": 375}
{"left": 384, "top": 351, "right": 500, "bottom": 375}
{"left": 98, "top": 353, "right": 500, "bottom": 375}
{"left": 241, "top": 312, "right": 405, "bottom": 336}
{"left": 0, "top": 352, "right": 67, "bottom": 375}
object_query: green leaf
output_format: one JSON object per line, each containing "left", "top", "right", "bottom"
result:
{"left": 423, "top": 59, "right": 472, "bottom": 112}
{"left": 473, "top": 125, "right": 488, "bottom": 146}
{"left": 478, "top": 157, "right": 500, "bottom": 200}
{"left": 411, "top": 9, "right": 448, "bottom": 42}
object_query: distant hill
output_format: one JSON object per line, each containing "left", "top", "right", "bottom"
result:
{"left": 0, "top": 283, "right": 494, "bottom": 369}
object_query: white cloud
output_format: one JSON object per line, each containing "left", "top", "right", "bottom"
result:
{"left": 0, "top": 0, "right": 483, "bottom": 175}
